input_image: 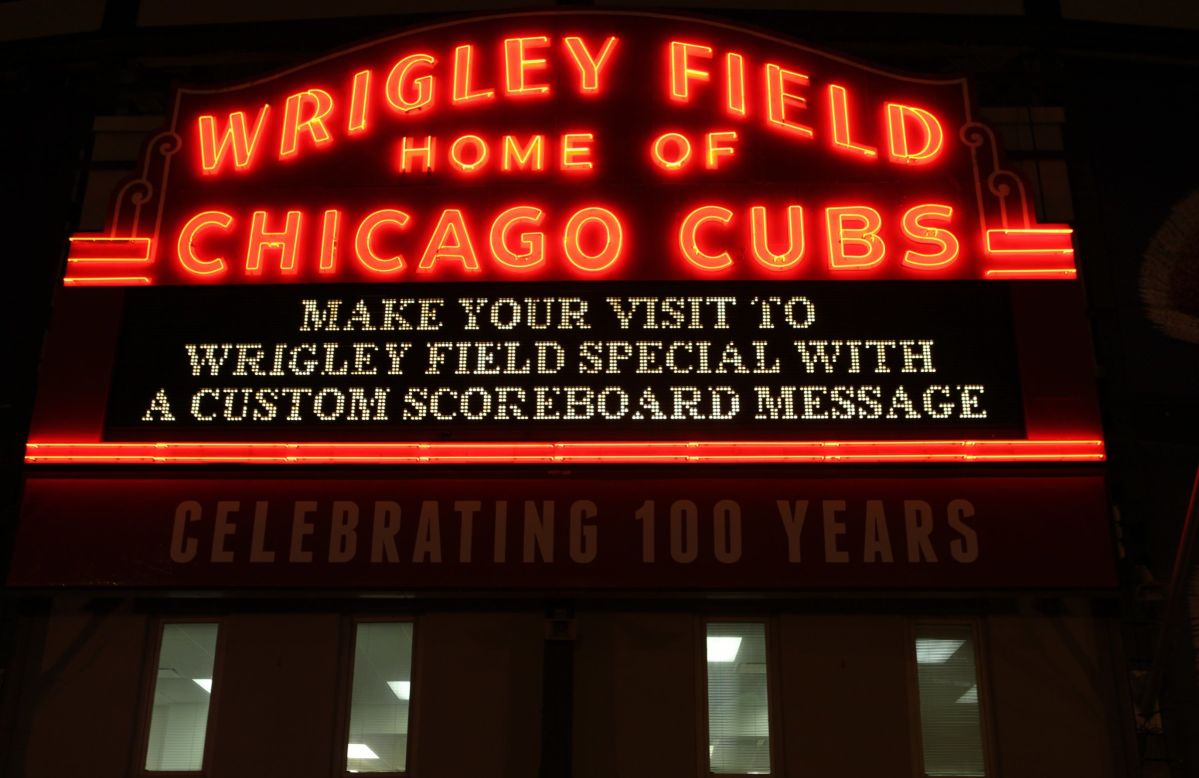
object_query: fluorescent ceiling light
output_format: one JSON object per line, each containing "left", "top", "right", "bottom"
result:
{"left": 956, "top": 685, "right": 979, "bottom": 704}
{"left": 347, "top": 744, "right": 379, "bottom": 760}
{"left": 387, "top": 680, "right": 411, "bottom": 700}
{"left": 915, "top": 638, "right": 964, "bottom": 664}
{"left": 707, "top": 636, "right": 742, "bottom": 662}
{"left": 192, "top": 678, "right": 212, "bottom": 693}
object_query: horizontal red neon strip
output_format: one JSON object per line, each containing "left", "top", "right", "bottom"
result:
{"left": 64, "top": 236, "right": 154, "bottom": 286}
{"left": 984, "top": 227, "right": 1074, "bottom": 255}
{"left": 62, "top": 276, "right": 152, "bottom": 286}
{"left": 982, "top": 227, "right": 1076, "bottom": 279}
{"left": 984, "top": 268, "right": 1077, "bottom": 279}
{"left": 67, "top": 236, "right": 153, "bottom": 261}
{"left": 24, "top": 439, "right": 1105, "bottom": 465}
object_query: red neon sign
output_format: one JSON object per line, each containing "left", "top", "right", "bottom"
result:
{"left": 38, "top": 13, "right": 1101, "bottom": 470}
{"left": 65, "top": 12, "right": 1075, "bottom": 286}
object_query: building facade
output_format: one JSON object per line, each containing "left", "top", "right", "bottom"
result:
{"left": 2, "top": 3, "right": 1197, "bottom": 778}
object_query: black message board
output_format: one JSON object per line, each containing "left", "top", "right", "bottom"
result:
{"left": 105, "top": 281, "right": 1023, "bottom": 441}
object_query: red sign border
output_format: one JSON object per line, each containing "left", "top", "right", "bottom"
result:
{"left": 32, "top": 12, "right": 1101, "bottom": 466}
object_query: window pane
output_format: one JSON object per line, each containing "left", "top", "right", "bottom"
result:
{"left": 706, "top": 622, "right": 770, "bottom": 774}
{"left": 145, "top": 623, "right": 218, "bottom": 771}
{"left": 915, "top": 625, "right": 986, "bottom": 777}
{"left": 347, "top": 622, "right": 414, "bottom": 773}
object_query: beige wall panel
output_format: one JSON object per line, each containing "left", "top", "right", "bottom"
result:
{"left": 136, "top": 0, "right": 1035, "bottom": 27}
{"left": 78, "top": 116, "right": 168, "bottom": 232}
{"left": 573, "top": 612, "right": 700, "bottom": 778}
{"left": 598, "top": 0, "right": 1022, "bottom": 15}
{"left": 412, "top": 611, "right": 544, "bottom": 778}
{"left": 987, "top": 614, "right": 1124, "bottom": 778}
{"left": 207, "top": 613, "right": 342, "bottom": 778}
{"left": 92, "top": 116, "right": 165, "bottom": 162}
{"left": 1062, "top": 0, "right": 1199, "bottom": 30}
{"left": 79, "top": 170, "right": 130, "bottom": 232}
{"left": 138, "top": 0, "right": 555, "bottom": 27}
{"left": 0, "top": 0, "right": 104, "bottom": 42}
{"left": 777, "top": 614, "right": 914, "bottom": 778}
{"left": 24, "top": 602, "right": 150, "bottom": 778}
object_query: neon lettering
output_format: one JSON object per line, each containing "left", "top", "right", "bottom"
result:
{"left": 704, "top": 130, "right": 738, "bottom": 169}
{"left": 670, "top": 41, "right": 713, "bottom": 101}
{"left": 197, "top": 105, "right": 269, "bottom": 174}
{"left": 449, "top": 134, "right": 489, "bottom": 173}
{"left": 563, "top": 207, "right": 622, "bottom": 273}
{"left": 652, "top": 132, "right": 692, "bottom": 171}
{"left": 826, "top": 206, "right": 885, "bottom": 270}
{"left": 246, "top": 210, "right": 302, "bottom": 275}
{"left": 489, "top": 206, "right": 546, "bottom": 270}
{"left": 452, "top": 44, "right": 495, "bottom": 104}
{"left": 561, "top": 133, "right": 594, "bottom": 170}
{"left": 679, "top": 205, "right": 734, "bottom": 271}
{"left": 901, "top": 204, "right": 959, "bottom": 269}
{"left": 563, "top": 35, "right": 618, "bottom": 94}
{"left": 398, "top": 135, "right": 435, "bottom": 173}
{"left": 502, "top": 134, "right": 545, "bottom": 171}
{"left": 354, "top": 209, "right": 409, "bottom": 274}
{"left": 504, "top": 36, "right": 551, "bottom": 96}
{"left": 177, "top": 211, "right": 234, "bottom": 276}
{"left": 348, "top": 70, "right": 372, "bottom": 134}
{"left": 385, "top": 53, "right": 436, "bottom": 113}
{"left": 750, "top": 205, "right": 805, "bottom": 270}
{"left": 828, "top": 84, "right": 877, "bottom": 159}
{"left": 725, "top": 52, "right": 746, "bottom": 117}
{"left": 886, "top": 103, "right": 945, "bottom": 165}
{"left": 418, "top": 209, "right": 481, "bottom": 271}
{"left": 279, "top": 89, "right": 334, "bottom": 158}
{"left": 318, "top": 209, "right": 341, "bottom": 273}
{"left": 765, "top": 64, "right": 813, "bottom": 138}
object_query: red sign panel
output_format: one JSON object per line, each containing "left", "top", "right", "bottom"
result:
{"left": 15, "top": 14, "right": 1112, "bottom": 592}
{"left": 65, "top": 11, "right": 1073, "bottom": 287}
{"left": 9, "top": 474, "right": 1114, "bottom": 589}
{"left": 26, "top": 12, "right": 1102, "bottom": 467}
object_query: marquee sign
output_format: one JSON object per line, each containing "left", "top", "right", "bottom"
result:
{"left": 65, "top": 13, "right": 1074, "bottom": 286}
{"left": 26, "top": 11, "right": 1103, "bottom": 465}
{"left": 13, "top": 12, "right": 1116, "bottom": 591}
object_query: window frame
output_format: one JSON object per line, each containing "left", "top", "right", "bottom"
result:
{"left": 905, "top": 618, "right": 997, "bottom": 778}
{"left": 336, "top": 616, "right": 420, "bottom": 778}
{"left": 696, "top": 616, "right": 782, "bottom": 778}
{"left": 136, "top": 617, "right": 226, "bottom": 777}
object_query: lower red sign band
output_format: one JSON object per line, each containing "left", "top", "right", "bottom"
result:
{"left": 25, "top": 438, "right": 1105, "bottom": 464}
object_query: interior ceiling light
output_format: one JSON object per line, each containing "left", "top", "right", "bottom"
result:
{"left": 192, "top": 678, "right": 212, "bottom": 693}
{"left": 387, "top": 680, "right": 411, "bottom": 700}
{"left": 956, "top": 685, "right": 979, "bottom": 704}
{"left": 707, "top": 636, "right": 742, "bottom": 662}
{"left": 347, "top": 744, "right": 379, "bottom": 760}
{"left": 915, "top": 638, "right": 965, "bottom": 664}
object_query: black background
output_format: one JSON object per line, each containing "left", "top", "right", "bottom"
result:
{"left": 104, "top": 280, "right": 1023, "bottom": 440}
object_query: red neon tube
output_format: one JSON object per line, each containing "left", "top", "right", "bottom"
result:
{"left": 25, "top": 438, "right": 1104, "bottom": 465}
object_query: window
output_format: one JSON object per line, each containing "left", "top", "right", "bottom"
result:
{"left": 705, "top": 622, "right": 771, "bottom": 775}
{"left": 977, "top": 106, "right": 1072, "bottom": 222}
{"left": 345, "top": 621, "right": 414, "bottom": 774}
{"left": 144, "top": 622, "right": 219, "bottom": 772}
{"left": 914, "top": 624, "right": 988, "bottom": 777}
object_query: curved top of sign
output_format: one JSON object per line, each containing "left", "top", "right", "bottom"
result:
{"left": 66, "top": 11, "right": 1076, "bottom": 286}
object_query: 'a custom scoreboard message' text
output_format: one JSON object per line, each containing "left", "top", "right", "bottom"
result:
{"left": 106, "top": 281, "right": 1023, "bottom": 441}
